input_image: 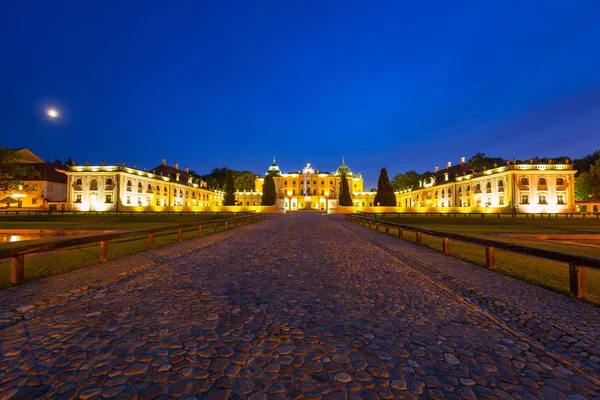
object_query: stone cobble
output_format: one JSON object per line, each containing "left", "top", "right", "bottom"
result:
{"left": 0, "top": 213, "right": 598, "bottom": 399}
{"left": 338, "top": 216, "right": 600, "bottom": 378}
{"left": 0, "top": 223, "right": 251, "bottom": 322}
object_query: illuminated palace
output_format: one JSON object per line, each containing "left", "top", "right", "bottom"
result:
{"left": 64, "top": 159, "right": 223, "bottom": 211}
{"left": 395, "top": 157, "right": 577, "bottom": 213}
{"left": 236, "top": 158, "right": 367, "bottom": 211}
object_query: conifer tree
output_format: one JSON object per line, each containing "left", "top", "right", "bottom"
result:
{"left": 338, "top": 172, "right": 353, "bottom": 206}
{"left": 223, "top": 169, "right": 236, "bottom": 205}
{"left": 261, "top": 174, "right": 277, "bottom": 206}
{"left": 374, "top": 167, "right": 396, "bottom": 206}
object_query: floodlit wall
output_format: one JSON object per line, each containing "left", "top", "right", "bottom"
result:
{"left": 118, "top": 205, "right": 276, "bottom": 214}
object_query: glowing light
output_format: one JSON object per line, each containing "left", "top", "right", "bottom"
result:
{"left": 47, "top": 108, "right": 59, "bottom": 118}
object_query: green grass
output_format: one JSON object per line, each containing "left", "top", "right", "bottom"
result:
{"left": 366, "top": 216, "right": 600, "bottom": 305}
{"left": 0, "top": 213, "right": 248, "bottom": 289}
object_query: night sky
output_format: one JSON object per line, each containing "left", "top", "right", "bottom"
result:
{"left": 1, "top": 1, "right": 599, "bottom": 188}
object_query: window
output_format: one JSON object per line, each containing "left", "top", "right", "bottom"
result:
{"left": 75, "top": 193, "right": 82, "bottom": 203}
{"left": 293, "top": 189, "right": 296, "bottom": 195}
{"left": 557, "top": 177, "right": 564, "bottom": 186}
{"left": 284, "top": 180, "right": 288, "bottom": 185}
{"left": 127, "top": 195, "right": 131, "bottom": 204}
{"left": 293, "top": 181, "right": 296, "bottom": 185}
{"left": 164, "top": 187, "right": 167, "bottom": 194}
{"left": 521, "top": 193, "right": 529, "bottom": 204}
{"left": 475, "top": 184, "right": 481, "bottom": 193}
{"left": 498, "top": 180, "right": 504, "bottom": 192}
{"left": 32, "top": 184, "right": 38, "bottom": 190}
{"left": 498, "top": 194, "right": 504, "bottom": 205}
{"left": 441, "top": 190, "right": 445, "bottom": 198}
{"left": 76, "top": 178, "right": 83, "bottom": 185}
{"left": 458, "top": 187, "right": 462, "bottom": 194}
{"left": 32, "top": 198, "right": 37, "bottom": 205}
{"left": 106, "top": 178, "right": 113, "bottom": 185}
{"left": 138, "top": 182, "right": 143, "bottom": 192}
{"left": 521, "top": 177, "right": 529, "bottom": 185}
{"left": 557, "top": 193, "right": 565, "bottom": 205}
{"left": 330, "top": 180, "right": 333, "bottom": 185}
{"left": 313, "top": 180, "right": 316, "bottom": 185}
{"left": 126, "top": 180, "right": 132, "bottom": 191}
{"left": 538, "top": 193, "right": 548, "bottom": 204}
{"left": 486, "top": 182, "right": 492, "bottom": 193}
{"left": 466, "top": 185, "right": 471, "bottom": 193}
{"left": 105, "top": 193, "right": 113, "bottom": 203}
{"left": 321, "top": 180, "right": 324, "bottom": 185}
{"left": 156, "top": 197, "right": 161, "bottom": 206}
{"left": 147, "top": 184, "right": 152, "bottom": 191}
{"left": 321, "top": 190, "right": 324, "bottom": 195}
{"left": 538, "top": 178, "right": 547, "bottom": 187}
{"left": 435, "top": 191, "right": 438, "bottom": 199}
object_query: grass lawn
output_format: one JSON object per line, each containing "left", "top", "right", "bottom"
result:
{"left": 370, "top": 215, "right": 600, "bottom": 305}
{"left": 0, "top": 213, "right": 246, "bottom": 289}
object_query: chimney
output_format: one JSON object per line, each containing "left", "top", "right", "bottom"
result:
{"left": 446, "top": 161, "right": 452, "bottom": 169}
{"left": 460, "top": 156, "right": 465, "bottom": 164}
{"left": 185, "top": 167, "right": 189, "bottom": 173}
{"left": 162, "top": 158, "right": 166, "bottom": 166}
{"left": 174, "top": 162, "right": 179, "bottom": 170}
{"left": 434, "top": 166, "right": 439, "bottom": 173}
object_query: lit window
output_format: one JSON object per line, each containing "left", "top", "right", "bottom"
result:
{"left": 521, "top": 193, "right": 529, "bottom": 204}
{"left": 32, "top": 184, "right": 38, "bottom": 190}
{"left": 76, "top": 179, "right": 83, "bottom": 185}
{"left": 538, "top": 194, "right": 548, "bottom": 204}
{"left": 106, "top": 178, "right": 113, "bottom": 185}
{"left": 32, "top": 198, "right": 37, "bottom": 205}
{"left": 321, "top": 180, "right": 324, "bottom": 185}
{"left": 538, "top": 178, "right": 547, "bottom": 187}
{"left": 521, "top": 177, "right": 529, "bottom": 185}
{"left": 557, "top": 194, "right": 565, "bottom": 205}
{"left": 75, "top": 193, "right": 82, "bottom": 203}
{"left": 105, "top": 193, "right": 113, "bottom": 203}
{"left": 557, "top": 177, "right": 564, "bottom": 186}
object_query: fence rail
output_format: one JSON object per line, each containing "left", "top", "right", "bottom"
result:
{"left": 2, "top": 214, "right": 266, "bottom": 286}
{"left": 345, "top": 214, "right": 600, "bottom": 300}
{"left": 0, "top": 210, "right": 257, "bottom": 216}
{"left": 357, "top": 211, "right": 599, "bottom": 219}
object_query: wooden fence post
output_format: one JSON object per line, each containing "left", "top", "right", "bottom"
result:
{"left": 225, "top": 221, "right": 229, "bottom": 230}
{"left": 214, "top": 222, "right": 218, "bottom": 232}
{"left": 442, "top": 237, "right": 450, "bottom": 254}
{"left": 100, "top": 241, "right": 108, "bottom": 262}
{"left": 148, "top": 232, "right": 155, "bottom": 249}
{"left": 569, "top": 264, "right": 586, "bottom": 298}
{"left": 385, "top": 225, "right": 389, "bottom": 234}
{"left": 376, "top": 222, "right": 380, "bottom": 231}
{"left": 10, "top": 255, "right": 25, "bottom": 285}
{"left": 199, "top": 225, "right": 204, "bottom": 236}
{"left": 486, "top": 246, "right": 495, "bottom": 269}
{"left": 398, "top": 228, "right": 403, "bottom": 239}
{"left": 416, "top": 231, "right": 422, "bottom": 244}
{"left": 178, "top": 228, "right": 183, "bottom": 242}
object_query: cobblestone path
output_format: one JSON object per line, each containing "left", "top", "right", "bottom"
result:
{"left": 1, "top": 213, "right": 599, "bottom": 399}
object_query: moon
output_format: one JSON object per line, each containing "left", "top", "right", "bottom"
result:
{"left": 47, "top": 108, "right": 59, "bottom": 118}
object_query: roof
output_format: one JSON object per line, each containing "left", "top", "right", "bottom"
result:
{"left": 13, "top": 148, "right": 45, "bottom": 163}
{"left": 150, "top": 164, "right": 196, "bottom": 185}
{"left": 430, "top": 162, "right": 474, "bottom": 185}
{"left": 22, "top": 163, "right": 68, "bottom": 183}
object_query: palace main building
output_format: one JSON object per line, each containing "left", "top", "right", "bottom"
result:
{"left": 235, "top": 158, "right": 366, "bottom": 211}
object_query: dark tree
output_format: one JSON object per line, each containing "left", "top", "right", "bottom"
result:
{"left": 0, "top": 146, "right": 39, "bottom": 193}
{"left": 261, "top": 174, "right": 277, "bottom": 205}
{"left": 374, "top": 167, "right": 396, "bottom": 206}
{"left": 223, "top": 169, "right": 236, "bottom": 205}
{"left": 338, "top": 173, "right": 353, "bottom": 206}
{"left": 391, "top": 170, "right": 421, "bottom": 190}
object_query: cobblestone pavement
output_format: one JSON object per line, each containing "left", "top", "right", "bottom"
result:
{"left": 0, "top": 224, "right": 253, "bottom": 321}
{"left": 1, "top": 213, "right": 599, "bottom": 399}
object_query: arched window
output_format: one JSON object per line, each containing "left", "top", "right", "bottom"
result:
{"left": 284, "top": 180, "right": 287, "bottom": 185}
{"left": 89, "top": 179, "right": 98, "bottom": 190}
{"left": 164, "top": 187, "right": 167, "bottom": 194}
{"left": 313, "top": 180, "right": 316, "bottom": 185}
{"left": 458, "top": 186, "right": 462, "bottom": 194}
{"left": 466, "top": 185, "right": 471, "bottom": 193}
{"left": 476, "top": 184, "right": 481, "bottom": 193}
{"left": 557, "top": 177, "right": 564, "bottom": 185}
{"left": 539, "top": 178, "right": 547, "bottom": 186}
{"left": 138, "top": 182, "right": 143, "bottom": 192}
{"left": 147, "top": 184, "right": 152, "bottom": 191}
{"left": 126, "top": 180, "right": 132, "bottom": 191}
{"left": 321, "top": 180, "right": 324, "bottom": 185}
{"left": 106, "top": 178, "right": 113, "bottom": 185}
{"left": 441, "top": 189, "right": 445, "bottom": 197}
{"left": 448, "top": 188, "right": 452, "bottom": 195}
{"left": 538, "top": 193, "right": 548, "bottom": 204}
{"left": 486, "top": 182, "right": 492, "bottom": 193}
{"left": 521, "top": 177, "right": 529, "bottom": 185}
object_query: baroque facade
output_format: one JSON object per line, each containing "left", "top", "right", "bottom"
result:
{"left": 394, "top": 157, "right": 577, "bottom": 213}
{"left": 236, "top": 158, "right": 365, "bottom": 211}
{"left": 64, "top": 159, "right": 223, "bottom": 211}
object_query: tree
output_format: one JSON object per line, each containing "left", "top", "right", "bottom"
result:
{"left": 391, "top": 170, "right": 421, "bottom": 190}
{"left": 234, "top": 171, "right": 256, "bottom": 192}
{"left": 468, "top": 153, "right": 505, "bottom": 171}
{"left": 223, "top": 169, "right": 236, "bottom": 205}
{"left": 338, "top": 172, "right": 353, "bottom": 206}
{"left": 0, "top": 146, "right": 39, "bottom": 193}
{"left": 261, "top": 174, "right": 276, "bottom": 205}
{"left": 374, "top": 167, "right": 396, "bottom": 206}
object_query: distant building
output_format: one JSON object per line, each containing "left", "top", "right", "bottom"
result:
{"left": 236, "top": 158, "right": 365, "bottom": 210}
{"left": 64, "top": 159, "right": 223, "bottom": 211}
{"left": 395, "top": 157, "right": 577, "bottom": 213}
{"left": 0, "top": 148, "right": 67, "bottom": 210}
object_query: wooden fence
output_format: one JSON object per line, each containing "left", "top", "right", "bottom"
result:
{"left": 1, "top": 214, "right": 266, "bottom": 286}
{"left": 345, "top": 214, "right": 600, "bottom": 300}
{"left": 357, "top": 211, "right": 599, "bottom": 219}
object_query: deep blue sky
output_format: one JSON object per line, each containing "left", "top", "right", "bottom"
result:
{"left": 1, "top": 1, "right": 599, "bottom": 188}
